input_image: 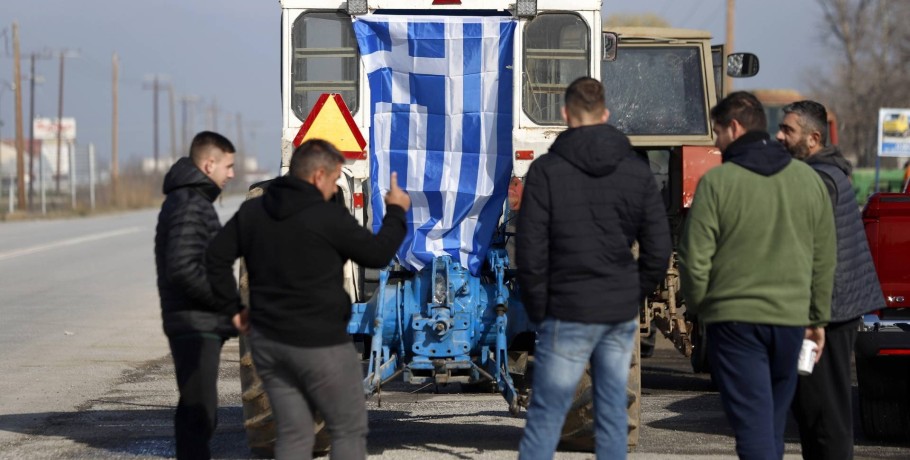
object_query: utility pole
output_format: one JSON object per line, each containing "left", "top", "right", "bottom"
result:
{"left": 27, "top": 53, "right": 35, "bottom": 205}
{"left": 168, "top": 85, "right": 176, "bottom": 161}
{"left": 13, "top": 23, "right": 26, "bottom": 211}
{"left": 207, "top": 97, "right": 218, "bottom": 131}
{"left": 725, "top": 0, "right": 735, "bottom": 95}
{"left": 143, "top": 75, "right": 168, "bottom": 168}
{"left": 54, "top": 50, "right": 77, "bottom": 193}
{"left": 24, "top": 50, "right": 50, "bottom": 206}
{"left": 235, "top": 112, "right": 245, "bottom": 186}
{"left": 179, "top": 95, "right": 199, "bottom": 156}
{"left": 111, "top": 53, "right": 119, "bottom": 202}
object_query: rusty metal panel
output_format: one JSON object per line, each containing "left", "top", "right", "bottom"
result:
{"left": 680, "top": 145, "right": 721, "bottom": 208}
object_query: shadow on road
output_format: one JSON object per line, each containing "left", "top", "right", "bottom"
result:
{"left": 0, "top": 406, "right": 250, "bottom": 459}
{"left": 367, "top": 408, "right": 524, "bottom": 458}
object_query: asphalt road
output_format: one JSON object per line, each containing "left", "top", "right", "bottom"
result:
{"left": 1, "top": 199, "right": 909, "bottom": 459}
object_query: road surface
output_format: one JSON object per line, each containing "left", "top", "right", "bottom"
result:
{"left": 1, "top": 198, "right": 908, "bottom": 459}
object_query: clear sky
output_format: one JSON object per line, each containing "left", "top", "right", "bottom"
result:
{"left": 1, "top": 0, "right": 830, "bottom": 174}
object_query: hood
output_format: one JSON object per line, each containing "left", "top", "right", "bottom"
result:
{"left": 549, "top": 124, "right": 634, "bottom": 177}
{"left": 722, "top": 131, "right": 792, "bottom": 176}
{"left": 162, "top": 157, "right": 221, "bottom": 202}
{"left": 806, "top": 145, "right": 853, "bottom": 176}
{"left": 262, "top": 175, "right": 325, "bottom": 220}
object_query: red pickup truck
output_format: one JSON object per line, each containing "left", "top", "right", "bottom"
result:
{"left": 856, "top": 192, "right": 910, "bottom": 439}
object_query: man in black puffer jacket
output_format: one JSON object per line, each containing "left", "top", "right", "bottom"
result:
{"left": 777, "top": 100, "right": 885, "bottom": 460}
{"left": 207, "top": 139, "right": 409, "bottom": 459}
{"left": 155, "top": 131, "right": 237, "bottom": 460}
{"left": 516, "top": 77, "right": 671, "bottom": 459}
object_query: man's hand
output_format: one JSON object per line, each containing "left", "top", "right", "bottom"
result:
{"left": 384, "top": 171, "right": 411, "bottom": 212}
{"left": 233, "top": 308, "right": 250, "bottom": 336}
{"left": 805, "top": 326, "right": 825, "bottom": 363}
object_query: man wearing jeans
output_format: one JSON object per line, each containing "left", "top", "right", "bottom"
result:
{"left": 207, "top": 140, "right": 410, "bottom": 459}
{"left": 516, "top": 77, "right": 672, "bottom": 459}
{"left": 679, "top": 92, "right": 835, "bottom": 460}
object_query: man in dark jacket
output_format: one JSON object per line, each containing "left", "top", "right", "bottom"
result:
{"left": 777, "top": 100, "right": 885, "bottom": 460}
{"left": 207, "top": 139, "right": 409, "bottom": 459}
{"left": 155, "top": 131, "right": 237, "bottom": 459}
{"left": 516, "top": 77, "right": 671, "bottom": 459}
{"left": 680, "top": 92, "right": 835, "bottom": 460}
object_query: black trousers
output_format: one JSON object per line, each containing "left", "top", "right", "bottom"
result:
{"left": 792, "top": 317, "right": 860, "bottom": 460}
{"left": 169, "top": 335, "right": 225, "bottom": 460}
{"left": 707, "top": 322, "right": 804, "bottom": 460}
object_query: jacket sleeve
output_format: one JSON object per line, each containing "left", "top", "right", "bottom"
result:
{"left": 810, "top": 189, "right": 836, "bottom": 326}
{"left": 636, "top": 174, "right": 672, "bottom": 300}
{"left": 327, "top": 204, "right": 408, "bottom": 268}
{"left": 516, "top": 163, "right": 550, "bottom": 324}
{"left": 678, "top": 176, "right": 719, "bottom": 315}
{"left": 165, "top": 197, "right": 218, "bottom": 309}
{"left": 206, "top": 212, "right": 243, "bottom": 313}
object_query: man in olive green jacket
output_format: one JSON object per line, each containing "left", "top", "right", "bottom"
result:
{"left": 679, "top": 91, "right": 835, "bottom": 460}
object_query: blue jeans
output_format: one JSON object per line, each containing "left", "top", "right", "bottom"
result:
{"left": 519, "top": 317, "right": 638, "bottom": 460}
{"left": 707, "top": 322, "right": 803, "bottom": 460}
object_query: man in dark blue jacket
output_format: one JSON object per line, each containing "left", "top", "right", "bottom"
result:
{"left": 207, "top": 139, "right": 410, "bottom": 459}
{"left": 516, "top": 77, "right": 671, "bottom": 459}
{"left": 777, "top": 100, "right": 885, "bottom": 460}
{"left": 155, "top": 131, "right": 237, "bottom": 460}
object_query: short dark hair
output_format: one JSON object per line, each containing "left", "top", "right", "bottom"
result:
{"left": 710, "top": 91, "right": 767, "bottom": 132}
{"left": 564, "top": 77, "right": 606, "bottom": 120}
{"left": 782, "top": 100, "right": 828, "bottom": 146}
{"left": 289, "top": 139, "right": 345, "bottom": 180}
{"left": 189, "top": 131, "right": 235, "bottom": 163}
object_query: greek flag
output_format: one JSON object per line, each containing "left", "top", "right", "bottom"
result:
{"left": 354, "top": 15, "right": 516, "bottom": 275}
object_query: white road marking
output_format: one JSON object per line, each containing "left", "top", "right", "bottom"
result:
{"left": 0, "top": 227, "right": 143, "bottom": 261}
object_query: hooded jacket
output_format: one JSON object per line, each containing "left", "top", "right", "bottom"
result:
{"left": 806, "top": 146, "right": 885, "bottom": 321}
{"left": 516, "top": 123, "right": 672, "bottom": 324}
{"left": 679, "top": 131, "right": 836, "bottom": 327}
{"left": 155, "top": 157, "right": 236, "bottom": 337}
{"left": 206, "top": 175, "right": 407, "bottom": 347}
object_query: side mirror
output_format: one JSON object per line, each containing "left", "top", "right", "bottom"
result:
{"left": 726, "top": 52, "right": 759, "bottom": 77}
{"left": 602, "top": 32, "right": 618, "bottom": 62}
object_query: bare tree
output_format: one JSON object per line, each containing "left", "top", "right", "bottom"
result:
{"left": 812, "top": 0, "right": 910, "bottom": 166}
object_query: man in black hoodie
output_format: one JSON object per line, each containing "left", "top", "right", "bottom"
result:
{"left": 516, "top": 77, "right": 671, "bottom": 459}
{"left": 155, "top": 131, "right": 237, "bottom": 459}
{"left": 207, "top": 139, "right": 409, "bottom": 459}
{"left": 777, "top": 100, "right": 885, "bottom": 460}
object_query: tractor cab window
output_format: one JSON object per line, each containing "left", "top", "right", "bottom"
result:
{"left": 292, "top": 11, "right": 359, "bottom": 121}
{"left": 523, "top": 13, "right": 590, "bottom": 125}
{"left": 601, "top": 46, "right": 708, "bottom": 136}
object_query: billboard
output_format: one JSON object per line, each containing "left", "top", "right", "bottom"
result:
{"left": 32, "top": 117, "right": 76, "bottom": 142}
{"left": 879, "top": 108, "right": 910, "bottom": 157}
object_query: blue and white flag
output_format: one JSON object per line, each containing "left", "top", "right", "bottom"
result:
{"left": 354, "top": 15, "right": 516, "bottom": 275}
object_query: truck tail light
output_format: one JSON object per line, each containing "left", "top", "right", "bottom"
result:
{"left": 877, "top": 349, "right": 910, "bottom": 356}
{"left": 515, "top": 150, "right": 534, "bottom": 160}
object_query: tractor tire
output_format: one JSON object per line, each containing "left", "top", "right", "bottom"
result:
{"left": 238, "top": 261, "right": 331, "bottom": 457}
{"left": 640, "top": 323, "right": 656, "bottom": 359}
{"left": 558, "top": 334, "right": 641, "bottom": 452}
{"left": 690, "top": 318, "right": 711, "bottom": 374}
{"left": 855, "top": 353, "right": 910, "bottom": 440}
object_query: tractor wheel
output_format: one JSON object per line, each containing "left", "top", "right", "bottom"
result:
{"left": 238, "top": 261, "right": 331, "bottom": 457}
{"left": 855, "top": 353, "right": 910, "bottom": 440}
{"left": 689, "top": 318, "right": 710, "bottom": 374}
{"left": 558, "top": 334, "right": 641, "bottom": 452}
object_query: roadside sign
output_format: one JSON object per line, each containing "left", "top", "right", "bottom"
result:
{"left": 293, "top": 93, "right": 366, "bottom": 160}
{"left": 878, "top": 108, "right": 910, "bottom": 157}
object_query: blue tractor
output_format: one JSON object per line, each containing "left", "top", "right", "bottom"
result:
{"left": 348, "top": 234, "right": 533, "bottom": 415}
